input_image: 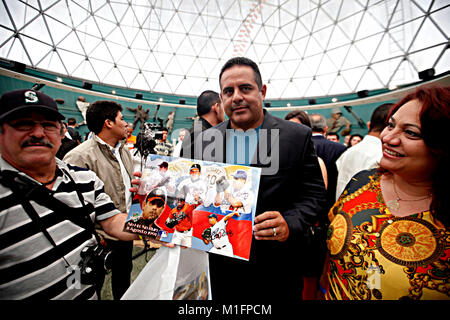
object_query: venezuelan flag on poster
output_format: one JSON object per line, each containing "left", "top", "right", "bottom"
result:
{"left": 192, "top": 205, "right": 253, "bottom": 260}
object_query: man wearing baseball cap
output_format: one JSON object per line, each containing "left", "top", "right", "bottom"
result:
{"left": 232, "top": 169, "right": 247, "bottom": 180}
{"left": 0, "top": 89, "right": 65, "bottom": 178}
{"left": 215, "top": 170, "right": 253, "bottom": 213}
{"left": 177, "top": 163, "right": 208, "bottom": 207}
{"left": 0, "top": 89, "right": 139, "bottom": 300}
{"left": 326, "top": 106, "right": 351, "bottom": 136}
{"left": 0, "top": 89, "right": 66, "bottom": 122}
{"left": 202, "top": 211, "right": 239, "bottom": 257}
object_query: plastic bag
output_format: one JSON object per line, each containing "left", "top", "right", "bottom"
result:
{"left": 121, "top": 246, "right": 211, "bottom": 300}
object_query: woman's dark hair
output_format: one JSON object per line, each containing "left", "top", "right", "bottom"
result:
{"left": 86, "top": 100, "right": 123, "bottom": 134}
{"left": 383, "top": 85, "right": 450, "bottom": 227}
{"left": 346, "top": 134, "right": 363, "bottom": 148}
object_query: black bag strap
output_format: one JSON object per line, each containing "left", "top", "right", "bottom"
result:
{"left": 0, "top": 169, "right": 100, "bottom": 243}
{"left": 0, "top": 170, "right": 73, "bottom": 266}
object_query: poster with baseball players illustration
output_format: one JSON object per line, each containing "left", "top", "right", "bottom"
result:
{"left": 123, "top": 154, "right": 261, "bottom": 260}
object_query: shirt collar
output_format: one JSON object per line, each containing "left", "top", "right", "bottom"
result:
{"left": 94, "top": 134, "right": 121, "bottom": 153}
{"left": 1, "top": 156, "right": 68, "bottom": 185}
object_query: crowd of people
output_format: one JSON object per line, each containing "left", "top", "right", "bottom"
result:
{"left": 0, "top": 56, "right": 448, "bottom": 301}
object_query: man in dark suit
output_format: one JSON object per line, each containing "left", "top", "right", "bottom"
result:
{"left": 56, "top": 122, "right": 78, "bottom": 159}
{"left": 195, "top": 90, "right": 225, "bottom": 131}
{"left": 181, "top": 90, "right": 225, "bottom": 158}
{"left": 67, "top": 117, "right": 82, "bottom": 144}
{"left": 187, "top": 57, "right": 326, "bottom": 300}
{"left": 309, "top": 113, "right": 347, "bottom": 212}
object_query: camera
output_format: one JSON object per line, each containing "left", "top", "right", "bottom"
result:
{"left": 136, "top": 120, "right": 164, "bottom": 157}
{"left": 78, "top": 243, "right": 113, "bottom": 285}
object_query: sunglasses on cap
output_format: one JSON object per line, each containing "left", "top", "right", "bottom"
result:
{"left": 147, "top": 197, "right": 165, "bottom": 208}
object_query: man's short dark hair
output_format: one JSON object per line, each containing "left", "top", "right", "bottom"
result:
{"left": 197, "top": 90, "right": 220, "bottom": 116}
{"left": 86, "top": 100, "right": 123, "bottom": 134}
{"left": 326, "top": 132, "right": 340, "bottom": 139}
{"left": 369, "top": 103, "right": 394, "bottom": 133}
{"left": 284, "top": 110, "right": 311, "bottom": 127}
{"left": 67, "top": 117, "right": 77, "bottom": 126}
{"left": 219, "top": 57, "right": 263, "bottom": 89}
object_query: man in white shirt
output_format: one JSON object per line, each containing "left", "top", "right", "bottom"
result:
{"left": 172, "top": 128, "right": 188, "bottom": 157}
{"left": 335, "top": 103, "right": 393, "bottom": 199}
{"left": 215, "top": 169, "right": 253, "bottom": 213}
{"left": 177, "top": 163, "right": 208, "bottom": 207}
{"left": 64, "top": 100, "right": 134, "bottom": 299}
{"left": 139, "top": 160, "right": 175, "bottom": 196}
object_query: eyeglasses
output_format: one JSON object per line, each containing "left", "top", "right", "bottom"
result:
{"left": 7, "top": 120, "right": 60, "bottom": 133}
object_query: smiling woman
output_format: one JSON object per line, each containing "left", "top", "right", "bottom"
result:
{"left": 380, "top": 99, "right": 437, "bottom": 188}
{"left": 379, "top": 86, "right": 450, "bottom": 223}
{"left": 322, "top": 85, "right": 450, "bottom": 300}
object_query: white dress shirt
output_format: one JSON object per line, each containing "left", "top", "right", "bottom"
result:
{"left": 335, "top": 135, "right": 382, "bottom": 200}
{"left": 97, "top": 136, "right": 132, "bottom": 212}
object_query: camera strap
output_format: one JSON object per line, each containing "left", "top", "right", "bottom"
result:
{"left": 0, "top": 170, "right": 71, "bottom": 267}
{"left": 0, "top": 169, "right": 100, "bottom": 243}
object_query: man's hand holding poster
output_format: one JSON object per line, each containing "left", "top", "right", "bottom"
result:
{"left": 123, "top": 154, "right": 261, "bottom": 260}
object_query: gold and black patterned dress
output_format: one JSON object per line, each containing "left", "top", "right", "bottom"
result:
{"left": 325, "top": 168, "right": 449, "bottom": 300}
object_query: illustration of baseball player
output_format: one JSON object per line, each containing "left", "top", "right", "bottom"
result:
{"left": 201, "top": 212, "right": 239, "bottom": 257}
{"left": 124, "top": 188, "right": 167, "bottom": 238}
{"left": 215, "top": 170, "right": 253, "bottom": 213}
{"left": 165, "top": 194, "right": 195, "bottom": 247}
{"left": 138, "top": 161, "right": 175, "bottom": 196}
{"left": 202, "top": 165, "right": 228, "bottom": 208}
{"left": 177, "top": 164, "right": 208, "bottom": 207}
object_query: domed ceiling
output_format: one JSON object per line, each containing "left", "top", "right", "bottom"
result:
{"left": 1, "top": 0, "right": 448, "bottom": 99}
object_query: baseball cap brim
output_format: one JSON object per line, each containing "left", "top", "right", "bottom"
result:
{"left": 0, "top": 89, "right": 65, "bottom": 122}
{"left": 0, "top": 104, "right": 65, "bottom": 122}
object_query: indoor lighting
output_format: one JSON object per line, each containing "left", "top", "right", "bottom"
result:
{"left": 388, "top": 84, "right": 397, "bottom": 90}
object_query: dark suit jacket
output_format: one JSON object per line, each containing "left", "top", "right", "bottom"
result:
{"left": 191, "top": 110, "right": 326, "bottom": 300}
{"left": 180, "top": 117, "right": 212, "bottom": 159}
{"left": 67, "top": 126, "right": 82, "bottom": 144}
{"left": 56, "top": 137, "right": 78, "bottom": 160}
{"left": 311, "top": 135, "right": 347, "bottom": 214}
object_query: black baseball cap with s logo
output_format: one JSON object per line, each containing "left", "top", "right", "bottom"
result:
{"left": 0, "top": 89, "right": 65, "bottom": 122}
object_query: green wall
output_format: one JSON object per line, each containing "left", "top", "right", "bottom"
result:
{"left": 0, "top": 74, "right": 197, "bottom": 142}
{"left": 0, "top": 72, "right": 398, "bottom": 143}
